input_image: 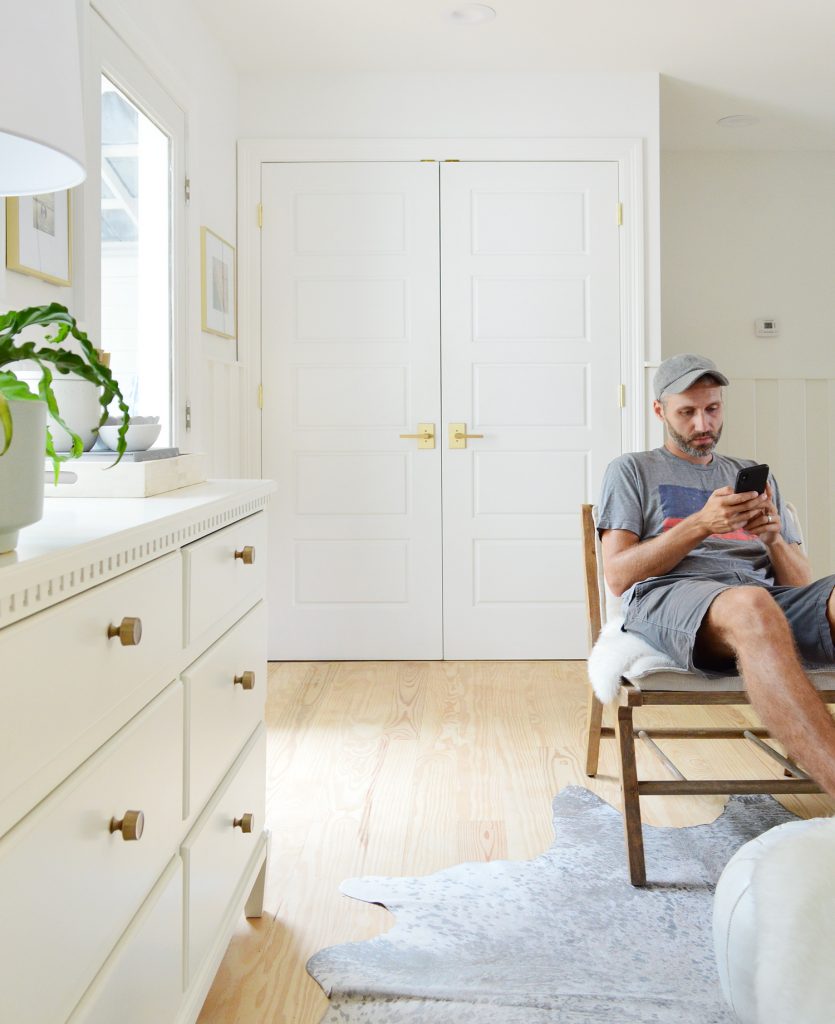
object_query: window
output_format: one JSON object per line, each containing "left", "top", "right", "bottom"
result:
{"left": 90, "top": 12, "right": 186, "bottom": 448}
{"left": 100, "top": 76, "right": 172, "bottom": 443}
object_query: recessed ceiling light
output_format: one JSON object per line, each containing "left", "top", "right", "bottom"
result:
{"left": 447, "top": 3, "right": 497, "bottom": 24}
{"left": 717, "top": 115, "right": 760, "bottom": 128}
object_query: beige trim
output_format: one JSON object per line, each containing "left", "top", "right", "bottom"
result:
{"left": 6, "top": 192, "right": 73, "bottom": 287}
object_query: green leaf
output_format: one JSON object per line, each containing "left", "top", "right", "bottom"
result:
{"left": 0, "top": 304, "right": 131, "bottom": 467}
{"left": 35, "top": 361, "right": 83, "bottom": 479}
{"left": 44, "top": 424, "right": 61, "bottom": 485}
{"left": 0, "top": 371, "right": 40, "bottom": 456}
{"left": 0, "top": 394, "right": 11, "bottom": 456}
{"left": 0, "top": 370, "right": 38, "bottom": 402}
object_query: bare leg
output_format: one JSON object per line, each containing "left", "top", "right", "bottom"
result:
{"left": 699, "top": 587, "right": 835, "bottom": 799}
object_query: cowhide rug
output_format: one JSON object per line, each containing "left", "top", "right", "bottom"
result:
{"left": 308, "top": 786, "right": 796, "bottom": 1023}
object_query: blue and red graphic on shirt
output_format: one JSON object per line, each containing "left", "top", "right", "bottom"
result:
{"left": 658, "top": 484, "right": 756, "bottom": 541}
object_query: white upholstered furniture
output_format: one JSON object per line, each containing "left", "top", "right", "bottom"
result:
{"left": 0, "top": 479, "right": 274, "bottom": 1024}
{"left": 714, "top": 815, "right": 835, "bottom": 1023}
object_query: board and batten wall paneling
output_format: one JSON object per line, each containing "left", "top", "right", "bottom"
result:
{"left": 206, "top": 357, "right": 245, "bottom": 477}
{"left": 641, "top": 367, "right": 834, "bottom": 579}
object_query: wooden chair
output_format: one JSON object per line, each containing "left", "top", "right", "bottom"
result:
{"left": 582, "top": 503, "right": 835, "bottom": 886}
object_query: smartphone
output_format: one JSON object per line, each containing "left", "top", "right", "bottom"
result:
{"left": 734, "top": 463, "right": 769, "bottom": 494}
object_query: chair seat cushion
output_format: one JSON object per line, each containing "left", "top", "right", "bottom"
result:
{"left": 588, "top": 615, "right": 835, "bottom": 701}
{"left": 627, "top": 666, "right": 835, "bottom": 692}
{"left": 624, "top": 666, "right": 745, "bottom": 692}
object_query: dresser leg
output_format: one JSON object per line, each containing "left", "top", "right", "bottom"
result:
{"left": 245, "top": 854, "right": 267, "bottom": 918}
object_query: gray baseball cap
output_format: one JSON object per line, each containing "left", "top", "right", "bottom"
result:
{"left": 653, "top": 354, "right": 729, "bottom": 400}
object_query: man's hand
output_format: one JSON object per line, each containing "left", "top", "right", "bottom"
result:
{"left": 601, "top": 484, "right": 770, "bottom": 597}
{"left": 696, "top": 486, "right": 768, "bottom": 536}
{"left": 742, "top": 484, "right": 782, "bottom": 547}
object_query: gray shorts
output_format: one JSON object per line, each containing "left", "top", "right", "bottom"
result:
{"left": 622, "top": 572, "right": 835, "bottom": 675}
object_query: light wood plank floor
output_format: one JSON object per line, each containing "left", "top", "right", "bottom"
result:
{"left": 198, "top": 661, "right": 833, "bottom": 1024}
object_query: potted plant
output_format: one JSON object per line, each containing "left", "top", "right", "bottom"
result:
{"left": 0, "top": 303, "right": 130, "bottom": 553}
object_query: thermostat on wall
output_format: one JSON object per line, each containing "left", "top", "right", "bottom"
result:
{"left": 755, "top": 318, "right": 779, "bottom": 337}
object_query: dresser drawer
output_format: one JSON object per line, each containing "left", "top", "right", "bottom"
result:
{"left": 183, "top": 725, "right": 266, "bottom": 985}
{"left": 0, "top": 552, "right": 182, "bottom": 838}
{"left": 68, "top": 856, "right": 183, "bottom": 1024}
{"left": 184, "top": 601, "right": 267, "bottom": 818}
{"left": 0, "top": 682, "right": 184, "bottom": 1024}
{"left": 183, "top": 511, "right": 266, "bottom": 647}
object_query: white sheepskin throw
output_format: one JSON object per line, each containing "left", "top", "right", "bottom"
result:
{"left": 587, "top": 616, "right": 681, "bottom": 703}
{"left": 753, "top": 818, "right": 835, "bottom": 1024}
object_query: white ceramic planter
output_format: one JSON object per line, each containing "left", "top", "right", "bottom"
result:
{"left": 47, "top": 376, "right": 102, "bottom": 452}
{"left": 16, "top": 372, "right": 101, "bottom": 452}
{"left": 0, "top": 399, "right": 47, "bottom": 553}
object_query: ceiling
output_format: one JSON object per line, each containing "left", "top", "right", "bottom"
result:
{"left": 194, "top": 0, "right": 835, "bottom": 150}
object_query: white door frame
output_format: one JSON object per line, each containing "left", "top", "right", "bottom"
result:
{"left": 237, "top": 137, "right": 648, "bottom": 479}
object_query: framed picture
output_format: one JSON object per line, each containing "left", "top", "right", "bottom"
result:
{"left": 200, "top": 226, "right": 236, "bottom": 339}
{"left": 6, "top": 189, "right": 72, "bottom": 286}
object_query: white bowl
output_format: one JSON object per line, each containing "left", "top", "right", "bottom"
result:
{"left": 99, "top": 421, "right": 162, "bottom": 452}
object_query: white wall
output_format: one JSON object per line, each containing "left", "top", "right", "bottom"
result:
{"left": 238, "top": 70, "right": 663, "bottom": 365}
{"left": 238, "top": 70, "right": 659, "bottom": 139}
{"left": 661, "top": 151, "right": 835, "bottom": 379}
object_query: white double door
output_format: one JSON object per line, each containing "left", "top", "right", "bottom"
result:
{"left": 261, "top": 160, "right": 621, "bottom": 660}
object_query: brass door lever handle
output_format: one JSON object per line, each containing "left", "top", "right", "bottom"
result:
{"left": 449, "top": 423, "right": 484, "bottom": 448}
{"left": 399, "top": 423, "right": 435, "bottom": 449}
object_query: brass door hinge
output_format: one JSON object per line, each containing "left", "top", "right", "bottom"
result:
{"left": 184, "top": 176, "right": 191, "bottom": 203}
{"left": 257, "top": 203, "right": 263, "bottom": 228}
{"left": 617, "top": 202, "right": 623, "bottom": 226}
{"left": 444, "top": 158, "right": 461, "bottom": 162}
{"left": 420, "top": 158, "right": 437, "bottom": 163}
{"left": 618, "top": 384, "right": 626, "bottom": 408}
{"left": 257, "top": 384, "right": 264, "bottom": 410}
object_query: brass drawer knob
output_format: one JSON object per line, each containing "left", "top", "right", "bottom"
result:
{"left": 110, "top": 809, "right": 145, "bottom": 841}
{"left": 234, "top": 671, "right": 256, "bottom": 690}
{"left": 234, "top": 546, "right": 255, "bottom": 565}
{"left": 233, "top": 813, "right": 254, "bottom": 833}
{"left": 107, "top": 617, "right": 143, "bottom": 646}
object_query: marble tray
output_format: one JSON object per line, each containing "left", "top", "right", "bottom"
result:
{"left": 44, "top": 453, "right": 208, "bottom": 497}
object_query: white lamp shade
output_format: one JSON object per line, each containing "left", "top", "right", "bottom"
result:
{"left": 0, "top": 0, "right": 86, "bottom": 196}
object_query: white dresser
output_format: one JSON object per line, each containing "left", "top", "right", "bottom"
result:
{"left": 0, "top": 479, "right": 275, "bottom": 1024}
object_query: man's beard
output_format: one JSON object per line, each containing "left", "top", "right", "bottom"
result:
{"left": 664, "top": 420, "right": 722, "bottom": 457}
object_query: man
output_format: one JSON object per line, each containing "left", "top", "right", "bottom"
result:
{"left": 597, "top": 353, "right": 835, "bottom": 799}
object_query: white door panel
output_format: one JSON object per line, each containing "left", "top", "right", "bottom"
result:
{"left": 262, "top": 160, "right": 622, "bottom": 660}
{"left": 441, "top": 162, "right": 622, "bottom": 659}
{"left": 261, "top": 162, "right": 442, "bottom": 659}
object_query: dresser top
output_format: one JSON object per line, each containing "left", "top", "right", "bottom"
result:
{"left": 0, "top": 479, "right": 275, "bottom": 628}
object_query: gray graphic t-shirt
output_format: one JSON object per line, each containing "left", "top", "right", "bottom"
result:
{"left": 597, "top": 447, "right": 800, "bottom": 594}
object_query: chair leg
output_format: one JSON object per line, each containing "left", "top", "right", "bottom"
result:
{"left": 615, "top": 704, "right": 647, "bottom": 886}
{"left": 585, "top": 687, "right": 605, "bottom": 777}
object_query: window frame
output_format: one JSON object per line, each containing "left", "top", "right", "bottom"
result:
{"left": 84, "top": 10, "right": 188, "bottom": 448}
